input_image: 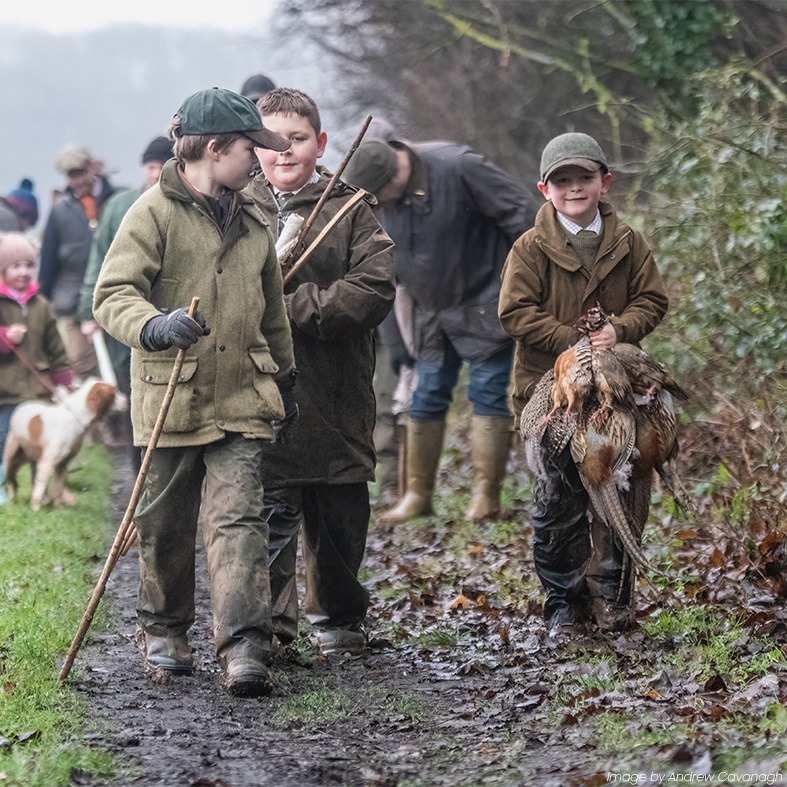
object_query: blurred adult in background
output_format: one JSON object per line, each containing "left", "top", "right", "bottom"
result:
{"left": 39, "top": 145, "right": 116, "bottom": 380}
{"left": 240, "top": 73, "right": 276, "bottom": 102}
{"left": 344, "top": 137, "right": 537, "bottom": 523}
{"left": 79, "top": 136, "right": 173, "bottom": 395}
{"left": 78, "top": 136, "right": 174, "bottom": 470}
{"left": 0, "top": 179, "right": 39, "bottom": 232}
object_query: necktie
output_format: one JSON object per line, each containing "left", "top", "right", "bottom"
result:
{"left": 576, "top": 229, "right": 596, "bottom": 237}
{"left": 276, "top": 192, "right": 293, "bottom": 208}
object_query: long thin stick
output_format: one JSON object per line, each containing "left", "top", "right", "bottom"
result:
{"left": 58, "top": 297, "right": 200, "bottom": 684}
{"left": 283, "top": 189, "right": 366, "bottom": 284}
{"left": 92, "top": 331, "right": 118, "bottom": 388}
{"left": 279, "top": 114, "right": 373, "bottom": 274}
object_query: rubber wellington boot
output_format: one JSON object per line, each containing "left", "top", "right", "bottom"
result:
{"left": 381, "top": 419, "right": 445, "bottom": 523}
{"left": 465, "top": 415, "right": 513, "bottom": 520}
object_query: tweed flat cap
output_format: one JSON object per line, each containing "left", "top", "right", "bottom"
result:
{"left": 540, "top": 132, "right": 607, "bottom": 182}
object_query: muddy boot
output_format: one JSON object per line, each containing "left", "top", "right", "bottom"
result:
{"left": 381, "top": 419, "right": 445, "bottom": 523}
{"left": 465, "top": 415, "right": 513, "bottom": 520}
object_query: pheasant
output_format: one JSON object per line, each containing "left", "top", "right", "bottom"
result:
{"left": 521, "top": 305, "right": 683, "bottom": 579}
{"left": 613, "top": 342, "right": 691, "bottom": 528}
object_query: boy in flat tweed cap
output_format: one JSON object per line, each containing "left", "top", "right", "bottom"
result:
{"left": 498, "top": 132, "right": 668, "bottom": 642}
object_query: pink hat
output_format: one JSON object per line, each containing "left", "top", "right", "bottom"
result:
{"left": 0, "top": 232, "right": 38, "bottom": 276}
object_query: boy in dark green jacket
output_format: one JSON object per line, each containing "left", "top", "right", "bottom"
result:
{"left": 499, "top": 133, "right": 669, "bottom": 641}
{"left": 246, "top": 88, "right": 395, "bottom": 656}
{"left": 94, "top": 88, "right": 295, "bottom": 696}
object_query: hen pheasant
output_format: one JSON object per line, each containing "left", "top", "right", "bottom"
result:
{"left": 613, "top": 342, "right": 691, "bottom": 532}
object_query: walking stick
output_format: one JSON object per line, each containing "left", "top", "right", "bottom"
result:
{"left": 58, "top": 297, "right": 200, "bottom": 684}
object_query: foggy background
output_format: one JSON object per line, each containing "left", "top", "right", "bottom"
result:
{"left": 0, "top": 20, "right": 358, "bottom": 230}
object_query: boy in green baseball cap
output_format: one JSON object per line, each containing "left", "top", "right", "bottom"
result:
{"left": 93, "top": 87, "right": 296, "bottom": 697}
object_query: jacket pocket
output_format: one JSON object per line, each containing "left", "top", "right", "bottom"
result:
{"left": 249, "top": 348, "right": 284, "bottom": 419}
{"left": 138, "top": 356, "right": 199, "bottom": 433}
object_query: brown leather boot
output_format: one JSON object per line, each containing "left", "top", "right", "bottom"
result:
{"left": 465, "top": 415, "right": 513, "bottom": 520}
{"left": 381, "top": 419, "right": 445, "bottom": 523}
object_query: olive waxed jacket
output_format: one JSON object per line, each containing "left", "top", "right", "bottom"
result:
{"left": 498, "top": 200, "right": 669, "bottom": 421}
{"left": 93, "top": 159, "right": 295, "bottom": 448}
{"left": 246, "top": 167, "right": 395, "bottom": 485}
{"left": 376, "top": 140, "right": 536, "bottom": 364}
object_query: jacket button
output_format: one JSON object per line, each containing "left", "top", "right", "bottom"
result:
{"left": 218, "top": 419, "right": 225, "bottom": 427}
{"left": 219, "top": 345, "right": 225, "bottom": 351}
{"left": 610, "top": 253, "right": 616, "bottom": 259}
{"left": 144, "top": 375, "right": 153, "bottom": 382}
{"left": 217, "top": 267, "right": 223, "bottom": 274}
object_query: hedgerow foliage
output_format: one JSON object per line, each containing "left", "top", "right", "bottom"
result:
{"left": 642, "top": 64, "right": 787, "bottom": 529}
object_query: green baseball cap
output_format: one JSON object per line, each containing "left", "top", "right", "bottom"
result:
{"left": 174, "top": 87, "right": 290, "bottom": 151}
{"left": 540, "top": 132, "right": 607, "bottom": 182}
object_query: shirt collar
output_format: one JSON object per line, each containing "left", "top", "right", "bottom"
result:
{"left": 272, "top": 169, "right": 320, "bottom": 199}
{"left": 557, "top": 209, "right": 602, "bottom": 236}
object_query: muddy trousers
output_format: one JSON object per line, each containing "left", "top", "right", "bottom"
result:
{"left": 134, "top": 434, "right": 272, "bottom": 663}
{"left": 532, "top": 445, "right": 591, "bottom": 625}
{"left": 60, "top": 315, "right": 100, "bottom": 380}
{"left": 264, "top": 483, "right": 371, "bottom": 643}
{"left": 532, "top": 445, "right": 633, "bottom": 624}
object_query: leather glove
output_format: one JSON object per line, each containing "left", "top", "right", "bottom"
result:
{"left": 141, "top": 308, "right": 210, "bottom": 351}
{"left": 272, "top": 369, "right": 299, "bottom": 443}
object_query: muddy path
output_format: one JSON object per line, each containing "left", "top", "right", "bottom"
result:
{"left": 72, "top": 445, "right": 785, "bottom": 787}
{"left": 71, "top": 447, "right": 601, "bottom": 787}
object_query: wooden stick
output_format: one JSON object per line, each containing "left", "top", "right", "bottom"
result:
{"left": 58, "top": 297, "right": 200, "bottom": 684}
{"left": 279, "top": 114, "right": 373, "bottom": 275}
{"left": 283, "top": 189, "right": 366, "bottom": 284}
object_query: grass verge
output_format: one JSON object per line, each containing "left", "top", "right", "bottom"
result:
{"left": 0, "top": 445, "right": 116, "bottom": 786}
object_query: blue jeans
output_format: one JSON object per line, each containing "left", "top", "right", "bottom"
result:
{"left": 410, "top": 341, "right": 512, "bottom": 421}
{"left": 0, "top": 404, "right": 14, "bottom": 460}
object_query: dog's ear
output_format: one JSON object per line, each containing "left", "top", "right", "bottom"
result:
{"left": 86, "top": 382, "right": 120, "bottom": 420}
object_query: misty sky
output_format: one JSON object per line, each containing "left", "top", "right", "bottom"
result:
{"left": 0, "top": 0, "right": 276, "bottom": 32}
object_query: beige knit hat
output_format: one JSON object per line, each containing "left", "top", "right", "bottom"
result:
{"left": 0, "top": 232, "right": 38, "bottom": 277}
{"left": 55, "top": 144, "right": 93, "bottom": 175}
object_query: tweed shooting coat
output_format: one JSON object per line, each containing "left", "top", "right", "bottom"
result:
{"left": 246, "top": 167, "right": 395, "bottom": 485}
{"left": 0, "top": 287, "right": 69, "bottom": 407}
{"left": 92, "top": 159, "right": 295, "bottom": 448}
{"left": 498, "top": 200, "right": 669, "bottom": 422}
